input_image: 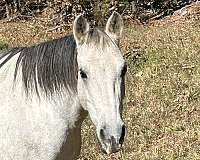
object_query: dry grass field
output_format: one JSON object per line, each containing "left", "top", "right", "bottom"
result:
{"left": 0, "top": 6, "right": 200, "bottom": 159}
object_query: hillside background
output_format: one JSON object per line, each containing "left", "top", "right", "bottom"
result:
{"left": 0, "top": 0, "right": 200, "bottom": 160}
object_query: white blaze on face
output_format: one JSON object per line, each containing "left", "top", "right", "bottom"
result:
{"left": 73, "top": 12, "right": 127, "bottom": 154}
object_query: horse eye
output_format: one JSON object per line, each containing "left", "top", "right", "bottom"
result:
{"left": 80, "top": 70, "right": 87, "bottom": 79}
{"left": 121, "top": 65, "right": 127, "bottom": 77}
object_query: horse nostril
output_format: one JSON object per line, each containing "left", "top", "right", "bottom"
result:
{"left": 100, "top": 128, "right": 106, "bottom": 141}
{"left": 119, "top": 125, "right": 126, "bottom": 145}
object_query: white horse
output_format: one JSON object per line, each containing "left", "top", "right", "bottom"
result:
{"left": 0, "top": 12, "right": 127, "bottom": 160}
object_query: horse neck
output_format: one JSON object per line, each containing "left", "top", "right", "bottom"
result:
{"left": 41, "top": 91, "right": 84, "bottom": 128}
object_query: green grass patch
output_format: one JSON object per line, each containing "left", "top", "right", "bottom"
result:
{"left": 0, "top": 42, "right": 8, "bottom": 50}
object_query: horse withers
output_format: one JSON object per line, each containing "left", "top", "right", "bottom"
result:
{"left": 0, "top": 11, "right": 127, "bottom": 160}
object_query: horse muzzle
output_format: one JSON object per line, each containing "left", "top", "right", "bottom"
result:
{"left": 97, "top": 124, "right": 126, "bottom": 154}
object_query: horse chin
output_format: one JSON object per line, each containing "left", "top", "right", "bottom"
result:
{"left": 100, "top": 144, "right": 121, "bottom": 155}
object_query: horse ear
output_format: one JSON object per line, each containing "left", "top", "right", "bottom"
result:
{"left": 105, "top": 11, "right": 123, "bottom": 42}
{"left": 73, "top": 15, "right": 90, "bottom": 45}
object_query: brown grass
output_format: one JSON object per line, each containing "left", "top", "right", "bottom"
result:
{"left": 0, "top": 15, "right": 200, "bottom": 160}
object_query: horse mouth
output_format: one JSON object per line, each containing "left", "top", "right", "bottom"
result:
{"left": 96, "top": 135, "right": 121, "bottom": 154}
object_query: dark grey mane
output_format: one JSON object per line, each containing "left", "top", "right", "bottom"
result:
{"left": 16, "top": 35, "right": 78, "bottom": 96}
{"left": 0, "top": 28, "right": 114, "bottom": 96}
{"left": 0, "top": 48, "right": 23, "bottom": 68}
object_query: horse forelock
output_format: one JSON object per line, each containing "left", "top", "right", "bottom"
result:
{"left": 85, "top": 28, "right": 117, "bottom": 50}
